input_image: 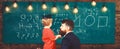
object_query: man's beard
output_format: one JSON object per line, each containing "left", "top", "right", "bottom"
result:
{"left": 59, "top": 29, "right": 66, "bottom": 37}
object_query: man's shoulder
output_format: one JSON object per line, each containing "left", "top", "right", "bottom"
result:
{"left": 65, "top": 32, "right": 80, "bottom": 41}
{"left": 64, "top": 32, "right": 76, "bottom": 39}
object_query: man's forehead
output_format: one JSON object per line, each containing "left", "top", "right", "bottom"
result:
{"left": 62, "top": 23, "right": 65, "bottom": 25}
{"left": 62, "top": 23, "right": 67, "bottom": 26}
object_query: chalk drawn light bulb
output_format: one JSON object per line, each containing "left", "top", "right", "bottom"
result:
{"left": 73, "top": 7, "right": 78, "bottom": 14}
{"left": 27, "top": 4, "right": 33, "bottom": 11}
{"left": 91, "top": 0, "right": 96, "bottom": 6}
{"left": 51, "top": 5, "right": 58, "bottom": 13}
{"left": 102, "top": 6, "right": 107, "bottom": 12}
{"left": 64, "top": 3, "right": 69, "bottom": 10}
{"left": 13, "top": 2, "right": 18, "bottom": 8}
{"left": 42, "top": 3, "right": 47, "bottom": 10}
{"left": 5, "top": 6, "right": 10, "bottom": 12}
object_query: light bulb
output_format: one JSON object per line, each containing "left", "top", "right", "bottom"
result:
{"left": 27, "top": 4, "right": 33, "bottom": 11}
{"left": 51, "top": 6, "right": 57, "bottom": 13}
{"left": 5, "top": 6, "right": 10, "bottom": 12}
{"left": 42, "top": 3, "right": 47, "bottom": 10}
{"left": 91, "top": 1, "right": 96, "bottom": 6}
{"left": 73, "top": 7, "right": 78, "bottom": 14}
{"left": 64, "top": 4, "right": 69, "bottom": 10}
{"left": 102, "top": 6, "right": 107, "bottom": 12}
{"left": 13, "top": 2, "right": 18, "bottom": 8}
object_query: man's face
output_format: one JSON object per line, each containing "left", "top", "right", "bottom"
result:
{"left": 59, "top": 23, "right": 67, "bottom": 36}
{"left": 60, "top": 23, "right": 68, "bottom": 33}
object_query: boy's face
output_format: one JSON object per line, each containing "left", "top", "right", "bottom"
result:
{"left": 49, "top": 19, "right": 52, "bottom": 27}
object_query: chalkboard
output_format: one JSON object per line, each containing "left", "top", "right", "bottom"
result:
{"left": 2, "top": 2, "right": 115, "bottom": 44}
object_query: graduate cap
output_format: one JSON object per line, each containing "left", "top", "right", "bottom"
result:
{"left": 42, "top": 14, "right": 52, "bottom": 19}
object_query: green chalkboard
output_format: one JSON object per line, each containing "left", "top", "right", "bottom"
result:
{"left": 2, "top": 2, "right": 115, "bottom": 44}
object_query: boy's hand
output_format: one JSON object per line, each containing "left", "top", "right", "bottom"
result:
{"left": 55, "top": 35, "right": 62, "bottom": 40}
{"left": 56, "top": 35, "right": 61, "bottom": 38}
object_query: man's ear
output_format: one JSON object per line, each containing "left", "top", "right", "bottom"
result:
{"left": 67, "top": 26, "right": 70, "bottom": 30}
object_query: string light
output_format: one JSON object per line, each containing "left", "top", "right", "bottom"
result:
{"left": 51, "top": 5, "right": 58, "bottom": 13}
{"left": 5, "top": 6, "right": 10, "bottom": 12}
{"left": 73, "top": 6, "right": 78, "bottom": 14}
{"left": 64, "top": 2, "right": 69, "bottom": 10}
{"left": 102, "top": 4, "right": 107, "bottom": 12}
{"left": 4, "top": 2, "right": 109, "bottom": 13}
{"left": 13, "top": 1, "right": 18, "bottom": 8}
{"left": 42, "top": 2, "right": 47, "bottom": 10}
{"left": 91, "top": 0, "right": 96, "bottom": 6}
{"left": 27, "top": 3, "right": 33, "bottom": 11}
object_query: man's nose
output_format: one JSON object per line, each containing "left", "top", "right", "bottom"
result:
{"left": 60, "top": 26, "right": 62, "bottom": 29}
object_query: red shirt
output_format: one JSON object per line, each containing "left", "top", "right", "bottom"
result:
{"left": 42, "top": 28, "right": 56, "bottom": 49}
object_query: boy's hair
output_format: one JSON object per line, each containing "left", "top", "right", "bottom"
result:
{"left": 42, "top": 14, "right": 52, "bottom": 19}
{"left": 42, "top": 14, "right": 52, "bottom": 26}
{"left": 62, "top": 19, "right": 74, "bottom": 30}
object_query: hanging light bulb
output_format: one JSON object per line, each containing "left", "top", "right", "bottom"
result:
{"left": 5, "top": 6, "right": 10, "bottom": 12}
{"left": 102, "top": 5, "right": 107, "bottom": 12}
{"left": 64, "top": 2, "right": 69, "bottom": 10}
{"left": 42, "top": 2, "right": 47, "bottom": 10}
{"left": 13, "top": 1, "right": 18, "bottom": 8}
{"left": 91, "top": 0, "right": 96, "bottom": 6}
{"left": 27, "top": 4, "right": 33, "bottom": 11}
{"left": 51, "top": 5, "right": 58, "bottom": 13}
{"left": 73, "top": 6, "right": 78, "bottom": 14}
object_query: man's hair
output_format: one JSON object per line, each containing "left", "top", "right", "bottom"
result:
{"left": 62, "top": 19, "right": 74, "bottom": 30}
